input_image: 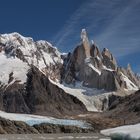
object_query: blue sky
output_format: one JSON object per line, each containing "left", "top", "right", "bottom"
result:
{"left": 0, "top": 0, "right": 140, "bottom": 73}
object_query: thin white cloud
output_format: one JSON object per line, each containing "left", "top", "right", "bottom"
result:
{"left": 52, "top": 0, "right": 93, "bottom": 48}
{"left": 52, "top": 0, "right": 140, "bottom": 59}
{"left": 94, "top": 0, "right": 140, "bottom": 58}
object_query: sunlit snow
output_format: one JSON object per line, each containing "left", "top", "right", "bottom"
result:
{"left": 121, "top": 72, "right": 138, "bottom": 90}
{"left": 0, "top": 52, "right": 29, "bottom": 85}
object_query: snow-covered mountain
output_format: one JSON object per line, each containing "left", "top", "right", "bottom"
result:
{"left": 0, "top": 29, "right": 139, "bottom": 114}
{"left": 0, "top": 32, "right": 62, "bottom": 87}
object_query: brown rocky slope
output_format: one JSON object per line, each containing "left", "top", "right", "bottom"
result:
{"left": 0, "top": 66, "right": 87, "bottom": 117}
{"left": 104, "top": 90, "right": 140, "bottom": 124}
{"left": 0, "top": 117, "right": 94, "bottom": 134}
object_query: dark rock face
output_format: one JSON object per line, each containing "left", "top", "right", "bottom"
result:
{"left": 24, "top": 66, "right": 87, "bottom": 116}
{"left": 2, "top": 84, "right": 30, "bottom": 113}
{"left": 62, "top": 44, "right": 119, "bottom": 91}
{"left": 102, "top": 48, "right": 117, "bottom": 70}
{"left": 99, "top": 70, "right": 118, "bottom": 91}
{"left": 0, "top": 66, "right": 87, "bottom": 116}
{"left": 108, "top": 94, "right": 122, "bottom": 110}
{"left": 90, "top": 44, "right": 103, "bottom": 69}
{"left": 106, "top": 90, "right": 140, "bottom": 124}
{"left": 122, "top": 90, "right": 140, "bottom": 114}
{"left": 65, "top": 44, "right": 86, "bottom": 83}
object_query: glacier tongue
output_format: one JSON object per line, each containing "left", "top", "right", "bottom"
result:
{"left": 49, "top": 78, "right": 115, "bottom": 112}
{"left": 0, "top": 110, "right": 90, "bottom": 128}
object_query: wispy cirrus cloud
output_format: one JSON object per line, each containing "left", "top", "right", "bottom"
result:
{"left": 93, "top": 0, "right": 140, "bottom": 58}
{"left": 52, "top": 0, "right": 93, "bottom": 51}
{"left": 52, "top": 0, "right": 140, "bottom": 60}
{"left": 134, "top": 65, "right": 140, "bottom": 74}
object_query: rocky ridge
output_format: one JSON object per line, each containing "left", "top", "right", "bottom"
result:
{"left": 0, "top": 66, "right": 87, "bottom": 116}
{"left": 62, "top": 29, "right": 139, "bottom": 91}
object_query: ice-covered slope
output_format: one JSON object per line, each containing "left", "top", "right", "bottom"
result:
{"left": 0, "top": 32, "right": 63, "bottom": 86}
{"left": 0, "top": 51, "right": 29, "bottom": 85}
{"left": 0, "top": 32, "right": 62, "bottom": 66}
{"left": 101, "top": 123, "right": 140, "bottom": 139}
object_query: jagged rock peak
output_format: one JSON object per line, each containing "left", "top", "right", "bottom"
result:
{"left": 127, "top": 63, "right": 132, "bottom": 71}
{"left": 102, "top": 48, "right": 117, "bottom": 70}
{"left": 80, "top": 29, "right": 91, "bottom": 58}
{"left": 90, "top": 42, "right": 102, "bottom": 59}
{"left": 102, "top": 48, "right": 112, "bottom": 59}
{"left": 80, "top": 29, "right": 101, "bottom": 59}
{"left": 81, "top": 29, "right": 87, "bottom": 41}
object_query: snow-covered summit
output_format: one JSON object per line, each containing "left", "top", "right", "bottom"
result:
{"left": 0, "top": 32, "right": 62, "bottom": 65}
{"left": 0, "top": 32, "right": 63, "bottom": 86}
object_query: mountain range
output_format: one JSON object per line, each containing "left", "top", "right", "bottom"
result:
{"left": 0, "top": 29, "right": 139, "bottom": 134}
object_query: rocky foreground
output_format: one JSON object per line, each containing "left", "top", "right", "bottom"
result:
{"left": 0, "top": 90, "right": 139, "bottom": 134}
